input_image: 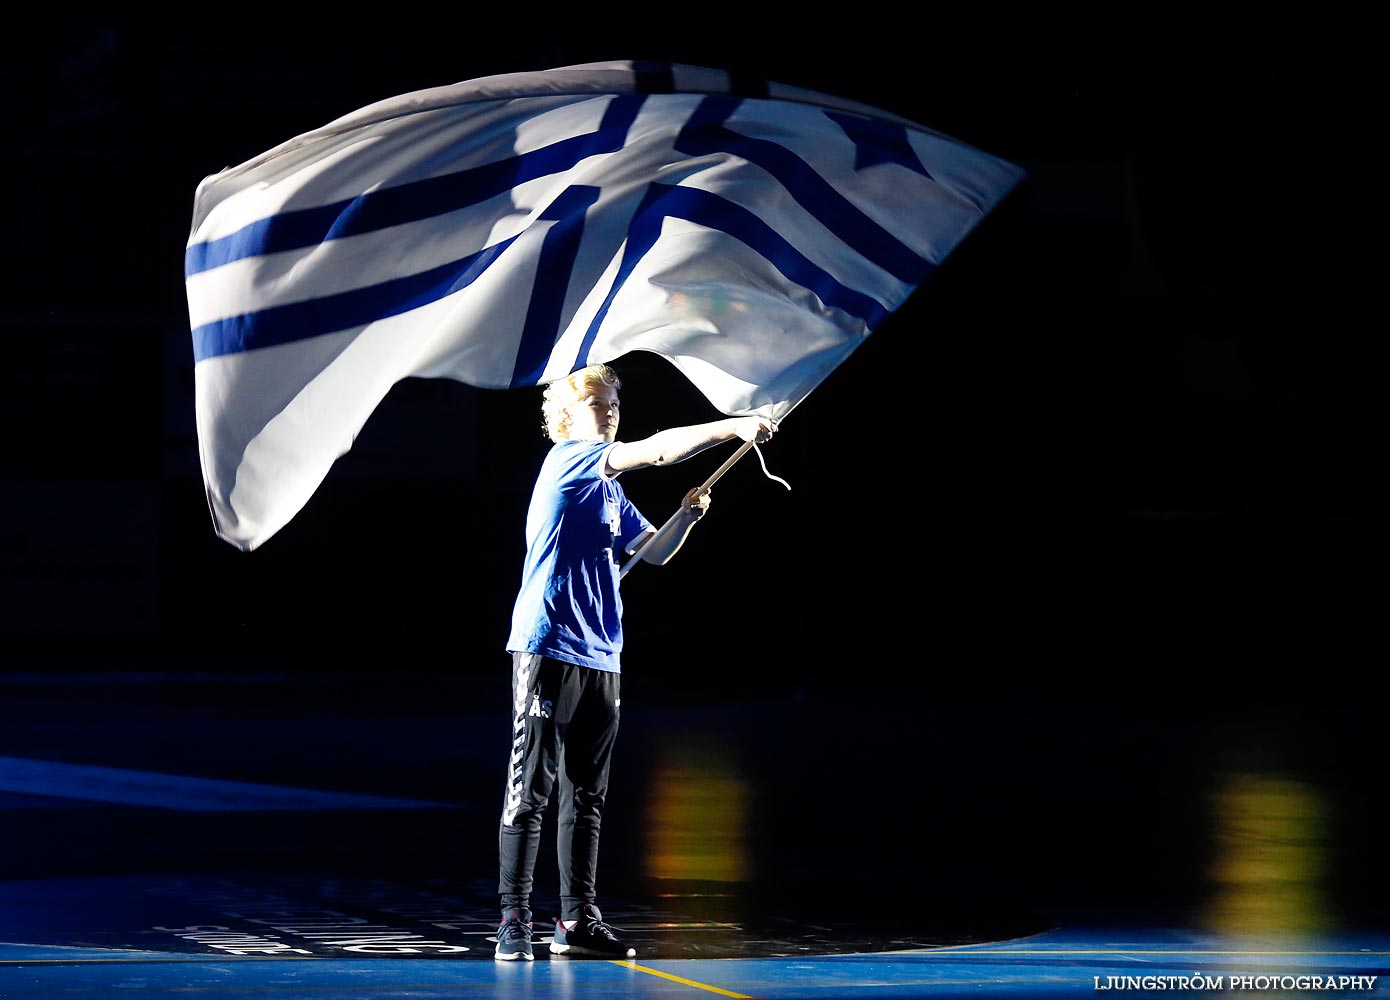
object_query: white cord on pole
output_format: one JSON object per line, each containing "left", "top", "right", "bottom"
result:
{"left": 619, "top": 439, "right": 789, "bottom": 581}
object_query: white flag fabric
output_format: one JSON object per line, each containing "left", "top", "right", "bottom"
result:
{"left": 186, "top": 60, "right": 1024, "bottom": 550}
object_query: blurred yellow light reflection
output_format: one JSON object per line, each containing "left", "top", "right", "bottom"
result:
{"left": 644, "top": 741, "right": 749, "bottom": 883}
{"left": 1204, "top": 770, "right": 1331, "bottom": 935}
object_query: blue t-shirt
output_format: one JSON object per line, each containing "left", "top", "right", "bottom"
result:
{"left": 506, "top": 439, "right": 652, "bottom": 673}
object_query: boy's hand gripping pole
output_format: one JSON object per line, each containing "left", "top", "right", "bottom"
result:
{"left": 618, "top": 441, "right": 754, "bottom": 581}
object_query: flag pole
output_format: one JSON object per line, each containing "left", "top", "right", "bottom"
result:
{"left": 618, "top": 440, "right": 755, "bottom": 580}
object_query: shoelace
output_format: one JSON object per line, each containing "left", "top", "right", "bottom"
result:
{"left": 583, "top": 916, "right": 620, "bottom": 942}
{"left": 499, "top": 917, "right": 531, "bottom": 941}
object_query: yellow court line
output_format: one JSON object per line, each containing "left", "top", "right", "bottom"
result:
{"left": 613, "top": 959, "right": 755, "bottom": 998}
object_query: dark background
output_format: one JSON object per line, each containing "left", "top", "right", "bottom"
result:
{"left": 1, "top": 7, "right": 1382, "bottom": 939}
{"left": 6, "top": 10, "right": 1374, "bottom": 686}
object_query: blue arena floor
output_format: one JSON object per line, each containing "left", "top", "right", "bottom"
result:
{"left": 1, "top": 668, "right": 1385, "bottom": 998}
{"left": 4, "top": 927, "right": 1388, "bottom": 998}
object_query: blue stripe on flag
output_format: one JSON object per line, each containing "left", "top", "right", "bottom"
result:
{"left": 191, "top": 236, "right": 517, "bottom": 362}
{"left": 509, "top": 185, "right": 602, "bottom": 387}
{"left": 824, "top": 111, "right": 936, "bottom": 180}
{"left": 573, "top": 182, "right": 891, "bottom": 369}
{"left": 194, "top": 179, "right": 892, "bottom": 367}
{"left": 675, "top": 97, "right": 933, "bottom": 286}
{"left": 184, "top": 95, "right": 649, "bottom": 277}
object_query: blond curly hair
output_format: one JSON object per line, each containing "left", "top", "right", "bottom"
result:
{"left": 541, "top": 363, "right": 622, "bottom": 442}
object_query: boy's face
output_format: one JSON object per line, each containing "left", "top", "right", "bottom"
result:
{"left": 567, "top": 386, "right": 620, "bottom": 442}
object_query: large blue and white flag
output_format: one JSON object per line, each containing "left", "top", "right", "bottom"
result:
{"left": 187, "top": 60, "right": 1023, "bottom": 550}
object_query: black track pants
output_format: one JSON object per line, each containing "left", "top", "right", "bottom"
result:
{"left": 498, "top": 652, "right": 620, "bottom": 920}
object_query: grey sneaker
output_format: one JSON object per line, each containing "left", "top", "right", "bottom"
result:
{"left": 495, "top": 907, "right": 533, "bottom": 961}
{"left": 549, "top": 904, "right": 635, "bottom": 958}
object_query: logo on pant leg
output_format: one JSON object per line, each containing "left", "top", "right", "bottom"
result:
{"left": 527, "top": 695, "right": 552, "bottom": 719}
{"left": 503, "top": 659, "right": 533, "bottom": 827}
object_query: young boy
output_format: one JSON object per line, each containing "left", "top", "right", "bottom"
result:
{"left": 495, "top": 362, "right": 775, "bottom": 960}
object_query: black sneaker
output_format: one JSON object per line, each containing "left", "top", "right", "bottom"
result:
{"left": 549, "top": 904, "right": 635, "bottom": 958}
{"left": 494, "top": 907, "right": 533, "bottom": 961}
